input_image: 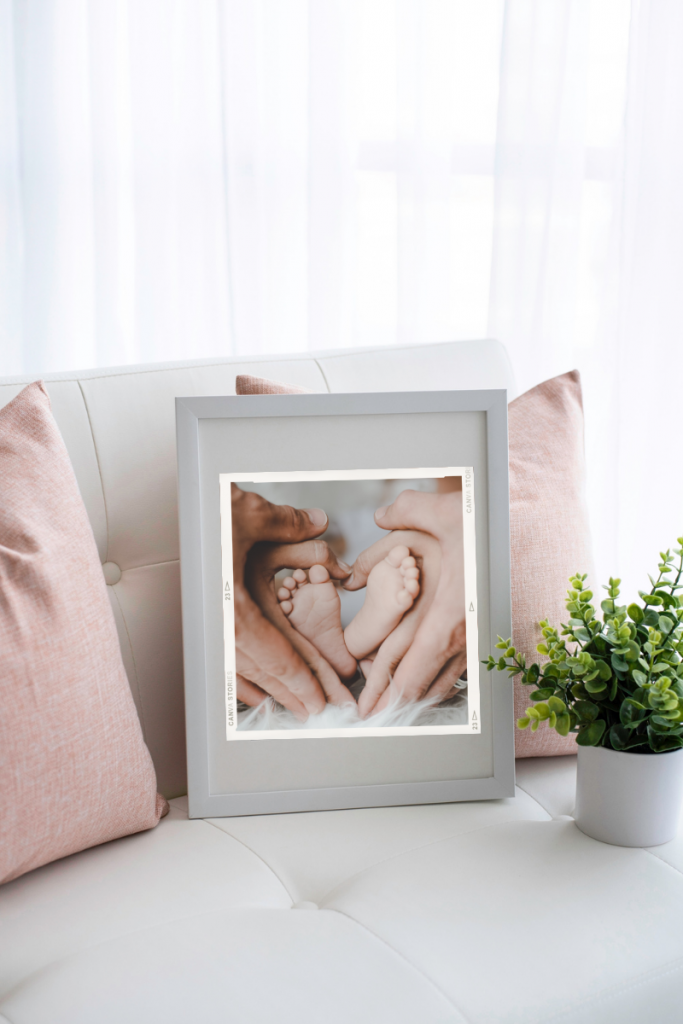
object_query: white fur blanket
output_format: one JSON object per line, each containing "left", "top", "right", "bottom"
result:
{"left": 237, "top": 686, "right": 468, "bottom": 731}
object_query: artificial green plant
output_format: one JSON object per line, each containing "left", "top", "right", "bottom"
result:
{"left": 486, "top": 540, "right": 683, "bottom": 752}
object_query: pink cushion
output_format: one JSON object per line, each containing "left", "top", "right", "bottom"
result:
{"left": 235, "top": 374, "right": 312, "bottom": 395}
{"left": 508, "top": 371, "right": 591, "bottom": 756}
{"left": 0, "top": 383, "right": 167, "bottom": 885}
{"left": 236, "top": 370, "right": 592, "bottom": 757}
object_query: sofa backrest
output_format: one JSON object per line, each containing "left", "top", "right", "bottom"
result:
{"left": 0, "top": 340, "right": 516, "bottom": 797}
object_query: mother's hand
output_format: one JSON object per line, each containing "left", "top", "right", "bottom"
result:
{"left": 345, "top": 490, "right": 467, "bottom": 713}
{"left": 232, "top": 485, "right": 350, "bottom": 718}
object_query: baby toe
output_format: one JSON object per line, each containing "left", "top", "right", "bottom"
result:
{"left": 292, "top": 568, "right": 307, "bottom": 583}
{"left": 396, "top": 588, "right": 414, "bottom": 609}
{"left": 404, "top": 577, "right": 420, "bottom": 597}
{"left": 386, "top": 544, "right": 411, "bottom": 568}
{"left": 401, "top": 556, "right": 416, "bottom": 570}
{"left": 282, "top": 576, "right": 297, "bottom": 591}
{"left": 308, "top": 563, "right": 331, "bottom": 584}
{"left": 277, "top": 587, "right": 292, "bottom": 601}
{"left": 280, "top": 600, "right": 293, "bottom": 615}
{"left": 402, "top": 566, "right": 419, "bottom": 580}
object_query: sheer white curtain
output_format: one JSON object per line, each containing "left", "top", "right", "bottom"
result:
{"left": 1, "top": 0, "right": 682, "bottom": 596}
{"left": 490, "top": 0, "right": 683, "bottom": 597}
{"left": 1, "top": 0, "right": 504, "bottom": 370}
{"left": 603, "top": 0, "right": 683, "bottom": 599}
{"left": 1, "top": 0, "right": 233, "bottom": 372}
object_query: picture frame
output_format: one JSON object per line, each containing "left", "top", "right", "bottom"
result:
{"left": 176, "top": 390, "right": 514, "bottom": 818}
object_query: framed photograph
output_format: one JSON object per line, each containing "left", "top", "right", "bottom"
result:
{"left": 177, "top": 391, "right": 513, "bottom": 817}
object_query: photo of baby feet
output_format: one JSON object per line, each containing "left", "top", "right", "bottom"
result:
{"left": 233, "top": 477, "right": 469, "bottom": 735}
{"left": 343, "top": 545, "right": 420, "bottom": 660}
{"left": 278, "top": 566, "right": 359, "bottom": 682}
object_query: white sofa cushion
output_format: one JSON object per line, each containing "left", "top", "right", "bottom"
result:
{"left": 3, "top": 758, "right": 683, "bottom": 1023}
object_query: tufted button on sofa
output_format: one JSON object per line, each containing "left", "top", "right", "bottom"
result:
{"left": 1, "top": 341, "right": 683, "bottom": 1024}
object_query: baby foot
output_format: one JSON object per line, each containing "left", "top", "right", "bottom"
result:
{"left": 343, "top": 545, "right": 420, "bottom": 660}
{"left": 278, "top": 566, "right": 358, "bottom": 682}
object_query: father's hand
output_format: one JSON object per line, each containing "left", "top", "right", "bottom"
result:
{"left": 346, "top": 490, "right": 467, "bottom": 711}
{"left": 232, "top": 485, "right": 349, "bottom": 717}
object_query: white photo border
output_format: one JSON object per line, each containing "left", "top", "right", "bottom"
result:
{"left": 220, "top": 467, "right": 480, "bottom": 741}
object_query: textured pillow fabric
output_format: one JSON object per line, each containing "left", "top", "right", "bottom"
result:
{"left": 236, "top": 370, "right": 592, "bottom": 757}
{"left": 0, "top": 383, "right": 167, "bottom": 885}
{"left": 508, "top": 371, "right": 591, "bottom": 756}
{"left": 235, "top": 374, "right": 312, "bottom": 395}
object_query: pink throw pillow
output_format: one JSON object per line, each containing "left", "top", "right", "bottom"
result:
{"left": 236, "top": 370, "right": 592, "bottom": 757}
{"left": 0, "top": 383, "right": 167, "bottom": 885}
{"left": 235, "top": 374, "right": 312, "bottom": 395}
{"left": 508, "top": 371, "right": 591, "bottom": 756}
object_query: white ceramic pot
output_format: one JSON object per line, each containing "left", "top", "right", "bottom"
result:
{"left": 575, "top": 744, "right": 683, "bottom": 847}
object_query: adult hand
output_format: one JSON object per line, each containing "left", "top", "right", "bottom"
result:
{"left": 245, "top": 539, "right": 355, "bottom": 707}
{"left": 345, "top": 490, "right": 467, "bottom": 713}
{"left": 231, "top": 485, "right": 350, "bottom": 718}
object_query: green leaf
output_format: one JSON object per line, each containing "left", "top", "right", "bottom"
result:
{"left": 628, "top": 604, "right": 644, "bottom": 624}
{"left": 547, "top": 695, "right": 567, "bottom": 714}
{"left": 659, "top": 615, "right": 675, "bottom": 634}
{"left": 611, "top": 653, "right": 630, "bottom": 673}
{"left": 632, "top": 669, "right": 648, "bottom": 687}
{"left": 529, "top": 687, "right": 555, "bottom": 701}
{"left": 651, "top": 715, "right": 676, "bottom": 731}
{"left": 584, "top": 678, "right": 608, "bottom": 694}
{"left": 533, "top": 702, "right": 551, "bottom": 721}
{"left": 620, "top": 702, "right": 639, "bottom": 726}
{"left": 573, "top": 700, "right": 600, "bottom": 721}
{"left": 610, "top": 724, "right": 628, "bottom": 749}
{"left": 624, "top": 640, "right": 641, "bottom": 663}
{"left": 555, "top": 713, "right": 571, "bottom": 736}
{"left": 647, "top": 727, "right": 683, "bottom": 752}
{"left": 517, "top": 717, "right": 531, "bottom": 730}
{"left": 610, "top": 724, "right": 646, "bottom": 751}
{"left": 536, "top": 643, "right": 548, "bottom": 655}
{"left": 597, "top": 660, "right": 613, "bottom": 680}
{"left": 576, "top": 720, "right": 607, "bottom": 746}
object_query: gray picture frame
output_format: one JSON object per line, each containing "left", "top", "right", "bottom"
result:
{"left": 177, "top": 390, "right": 514, "bottom": 818}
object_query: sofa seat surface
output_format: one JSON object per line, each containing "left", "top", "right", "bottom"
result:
{"left": 3, "top": 756, "right": 683, "bottom": 1024}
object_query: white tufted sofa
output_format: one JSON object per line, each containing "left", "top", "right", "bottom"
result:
{"left": 1, "top": 341, "right": 682, "bottom": 1024}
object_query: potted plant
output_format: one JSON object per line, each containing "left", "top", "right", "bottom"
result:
{"left": 486, "top": 541, "right": 683, "bottom": 846}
